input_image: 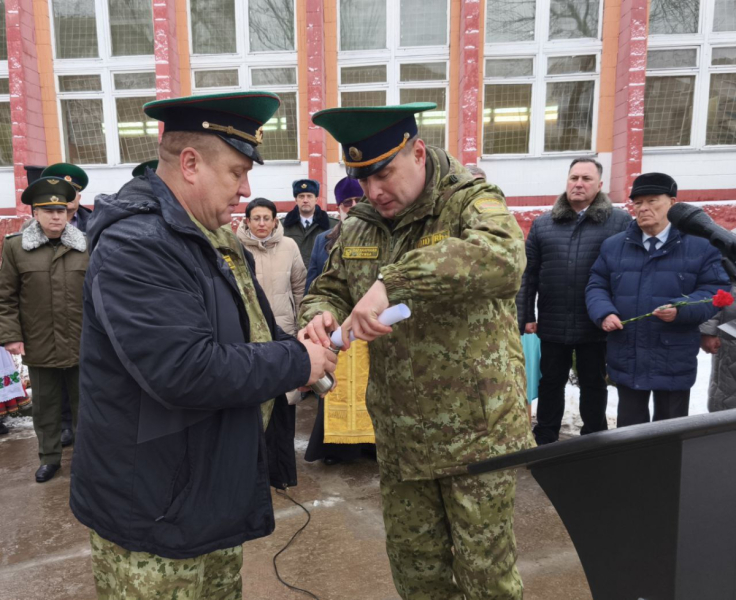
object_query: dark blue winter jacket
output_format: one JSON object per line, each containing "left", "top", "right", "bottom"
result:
{"left": 586, "top": 220, "right": 729, "bottom": 391}
{"left": 305, "top": 228, "right": 331, "bottom": 294}
{"left": 70, "top": 172, "right": 311, "bottom": 559}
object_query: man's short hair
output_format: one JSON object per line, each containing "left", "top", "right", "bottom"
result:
{"left": 569, "top": 157, "right": 603, "bottom": 177}
{"left": 467, "top": 165, "right": 486, "bottom": 179}
{"left": 159, "top": 131, "right": 224, "bottom": 165}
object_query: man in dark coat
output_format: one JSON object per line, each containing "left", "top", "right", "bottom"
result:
{"left": 586, "top": 173, "right": 729, "bottom": 427}
{"left": 517, "top": 158, "right": 631, "bottom": 444}
{"left": 70, "top": 92, "right": 336, "bottom": 598}
{"left": 40, "top": 162, "right": 91, "bottom": 446}
{"left": 282, "top": 178, "right": 338, "bottom": 266}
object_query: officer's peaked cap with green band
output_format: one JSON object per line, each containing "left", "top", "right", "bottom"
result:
{"left": 41, "top": 163, "right": 88, "bottom": 192}
{"left": 143, "top": 92, "right": 281, "bottom": 165}
{"left": 132, "top": 159, "right": 158, "bottom": 177}
{"left": 312, "top": 102, "right": 437, "bottom": 179}
{"left": 21, "top": 176, "right": 77, "bottom": 208}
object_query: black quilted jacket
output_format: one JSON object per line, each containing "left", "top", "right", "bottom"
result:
{"left": 517, "top": 192, "right": 631, "bottom": 344}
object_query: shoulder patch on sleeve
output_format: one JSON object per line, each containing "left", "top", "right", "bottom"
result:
{"left": 4, "top": 232, "right": 21, "bottom": 239}
{"left": 473, "top": 194, "right": 507, "bottom": 214}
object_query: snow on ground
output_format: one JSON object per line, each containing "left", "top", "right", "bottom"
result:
{"left": 551, "top": 350, "right": 713, "bottom": 437}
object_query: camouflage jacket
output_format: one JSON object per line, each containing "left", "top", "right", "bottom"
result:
{"left": 300, "top": 147, "right": 535, "bottom": 481}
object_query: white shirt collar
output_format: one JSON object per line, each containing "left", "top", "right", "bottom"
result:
{"left": 301, "top": 215, "right": 313, "bottom": 227}
{"left": 642, "top": 223, "right": 672, "bottom": 247}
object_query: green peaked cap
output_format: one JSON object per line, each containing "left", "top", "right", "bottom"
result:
{"left": 132, "top": 159, "right": 158, "bottom": 177}
{"left": 312, "top": 103, "right": 437, "bottom": 178}
{"left": 144, "top": 91, "right": 281, "bottom": 165}
{"left": 41, "top": 163, "right": 88, "bottom": 192}
{"left": 21, "top": 176, "right": 77, "bottom": 207}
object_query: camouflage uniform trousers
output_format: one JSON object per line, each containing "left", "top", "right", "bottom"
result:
{"left": 89, "top": 530, "right": 243, "bottom": 600}
{"left": 379, "top": 466, "right": 522, "bottom": 600}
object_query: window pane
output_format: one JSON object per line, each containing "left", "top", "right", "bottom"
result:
{"left": 249, "top": 0, "right": 294, "bottom": 52}
{"left": 706, "top": 74, "right": 736, "bottom": 146}
{"left": 251, "top": 68, "right": 296, "bottom": 87}
{"left": 400, "top": 0, "right": 447, "bottom": 46}
{"left": 58, "top": 75, "right": 102, "bottom": 92}
{"left": 486, "top": 58, "right": 534, "bottom": 78}
{"left": 340, "top": 0, "right": 386, "bottom": 51}
{"left": 549, "top": 0, "right": 600, "bottom": 39}
{"left": 191, "top": 0, "right": 236, "bottom": 54}
{"left": 0, "top": 0, "right": 7, "bottom": 61}
{"left": 643, "top": 76, "right": 695, "bottom": 147}
{"left": 341, "top": 65, "right": 387, "bottom": 85}
{"left": 0, "top": 79, "right": 9, "bottom": 95}
{"left": 714, "top": 0, "right": 736, "bottom": 32}
{"left": 116, "top": 97, "right": 158, "bottom": 163}
{"left": 0, "top": 103, "right": 12, "bottom": 166}
{"left": 52, "top": 0, "right": 99, "bottom": 59}
{"left": 649, "top": 0, "right": 699, "bottom": 35}
{"left": 61, "top": 99, "right": 107, "bottom": 164}
{"left": 341, "top": 90, "right": 387, "bottom": 107}
{"left": 114, "top": 72, "right": 156, "bottom": 90}
{"left": 259, "top": 91, "right": 298, "bottom": 161}
{"left": 486, "top": 0, "right": 535, "bottom": 43}
{"left": 108, "top": 0, "right": 153, "bottom": 56}
{"left": 547, "top": 55, "right": 596, "bottom": 75}
{"left": 400, "top": 88, "right": 446, "bottom": 148}
{"left": 544, "top": 80, "right": 595, "bottom": 152}
{"left": 194, "top": 70, "right": 239, "bottom": 88}
{"left": 713, "top": 47, "right": 736, "bottom": 66}
{"left": 483, "top": 84, "right": 531, "bottom": 154}
{"left": 647, "top": 49, "right": 698, "bottom": 70}
{"left": 400, "top": 63, "right": 447, "bottom": 82}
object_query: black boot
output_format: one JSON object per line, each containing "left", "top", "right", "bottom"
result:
{"left": 0, "top": 420, "right": 8, "bottom": 435}
{"left": 35, "top": 464, "right": 60, "bottom": 483}
{"left": 60, "top": 428, "right": 74, "bottom": 447}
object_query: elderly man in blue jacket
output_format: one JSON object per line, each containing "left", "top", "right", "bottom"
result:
{"left": 586, "top": 173, "right": 729, "bottom": 427}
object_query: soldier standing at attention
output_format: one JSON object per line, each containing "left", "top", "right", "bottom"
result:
{"left": 0, "top": 177, "right": 87, "bottom": 483}
{"left": 300, "top": 103, "right": 534, "bottom": 600}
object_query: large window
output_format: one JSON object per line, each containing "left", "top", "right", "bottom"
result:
{"left": 645, "top": 0, "right": 736, "bottom": 150}
{"left": 0, "top": 76, "right": 11, "bottom": 167}
{"left": 482, "top": 0, "right": 602, "bottom": 156}
{"left": 189, "top": 0, "right": 299, "bottom": 161}
{"left": 51, "top": 0, "right": 157, "bottom": 165}
{"left": 338, "top": 0, "right": 449, "bottom": 149}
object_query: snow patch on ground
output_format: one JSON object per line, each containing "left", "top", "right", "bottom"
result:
{"left": 547, "top": 350, "right": 712, "bottom": 436}
{"left": 313, "top": 496, "right": 342, "bottom": 508}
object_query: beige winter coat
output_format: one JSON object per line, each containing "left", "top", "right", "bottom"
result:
{"left": 237, "top": 222, "right": 306, "bottom": 336}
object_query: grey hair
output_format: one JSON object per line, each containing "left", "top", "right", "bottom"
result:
{"left": 569, "top": 157, "right": 603, "bottom": 177}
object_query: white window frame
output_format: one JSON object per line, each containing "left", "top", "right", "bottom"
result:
{"left": 337, "top": 0, "right": 451, "bottom": 149}
{"left": 49, "top": 0, "right": 157, "bottom": 166}
{"left": 188, "top": 0, "right": 299, "bottom": 162}
{"left": 0, "top": 61, "right": 11, "bottom": 169}
{"left": 482, "top": 0, "right": 603, "bottom": 159}
{"left": 645, "top": 0, "right": 736, "bottom": 153}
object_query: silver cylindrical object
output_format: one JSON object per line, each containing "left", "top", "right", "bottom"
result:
{"left": 309, "top": 345, "right": 340, "bottom": 396}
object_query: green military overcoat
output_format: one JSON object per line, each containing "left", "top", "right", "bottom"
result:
{"left": 0, "top": 220, "right": 88, "bottom": 368}
{"left": 300, "top": 147, "right": 535, "bottom": 481}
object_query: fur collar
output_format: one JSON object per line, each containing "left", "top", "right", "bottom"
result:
{"left": 282, "top": 204, "right": 331, "bottom": 230}
{"left": 22, "top": 219, "right": 87, "bottom": 252}
{"left": 551, "top": 191, "right": 613, "bottom": 224}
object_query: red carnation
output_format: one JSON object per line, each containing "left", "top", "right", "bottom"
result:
{"left": 2, "top": 376, "right": 9, "bottom": 386}
{"left": 713, "top": 290, "right": 735, "bottom": 308}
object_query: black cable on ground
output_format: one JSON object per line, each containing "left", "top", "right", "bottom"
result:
{"left": 273, "top": 488, "right": 320, "bottom": 600}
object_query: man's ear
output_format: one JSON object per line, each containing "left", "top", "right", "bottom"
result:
{"left": 179, "top": 147, "right": 201, "bottom": 185}
{"left": 413, "top": 138, "right": 426, "bottom": 166}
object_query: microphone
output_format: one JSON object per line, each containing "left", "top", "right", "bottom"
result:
{"left": 667, "top": 203, "right": 736, "bottom": 260}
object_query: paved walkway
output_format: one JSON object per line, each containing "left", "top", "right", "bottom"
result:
{"left": 0, "top": 400, "right": 591, "bottom": 599}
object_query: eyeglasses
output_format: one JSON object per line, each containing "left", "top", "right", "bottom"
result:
{"left": 340, "top": 197, "right": 360, "bottom": 208}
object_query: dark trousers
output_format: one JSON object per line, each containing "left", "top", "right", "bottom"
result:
{"left": 28, "top": 365, "right": 79, "bottom": 465}
{"left": 533, "top": 341, "right": 608, "bottom": 444}
{"left": 61, "top": 383, "right": 72, "bottom": 430}
{"left": 616, "top": 386, "right": 690, "bottom": 428}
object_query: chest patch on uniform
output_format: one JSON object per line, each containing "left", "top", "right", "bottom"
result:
{"left": 417, "top": 230, "right": 450, "bottom": 248}
{"left": 343, "top": 246, "right": 380, "bottom": 260}
{"left": 473, "top": 195, "right": 507, "bottom": 214}
{"left": 222, "top": 254, "right": 236, "bottom": 270}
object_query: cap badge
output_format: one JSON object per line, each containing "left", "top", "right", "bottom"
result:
{"left": 301, "top": 183, "right": 307, "bottom": 189}
{"left": 255, "top": 127, "right": 263, "bottom": 144}
{"left": 64, "top": 175, "right": 72, "bottom": 182}
{"left": 348, "top": 147, "right": 363, "bottom": 161}
{"left": 47, "top": 179, "right": 59, "bottom": 185}
{"left": 50, "top": 196, "right": 59, "bottom": 202}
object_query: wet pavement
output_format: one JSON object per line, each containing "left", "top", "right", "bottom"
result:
{"left": 0, "top": 400, "right": 591, "bottom": 600}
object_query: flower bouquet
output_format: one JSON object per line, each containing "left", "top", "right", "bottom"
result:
{"left": 620, "top": 289, "right": 734, "bottom": 326}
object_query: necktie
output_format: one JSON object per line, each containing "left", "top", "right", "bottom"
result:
{"left": 304, "top": 220, "right": 311, "bottom": 229}
{"left": 647, "top": 237, "right": 659, "bottom": 255}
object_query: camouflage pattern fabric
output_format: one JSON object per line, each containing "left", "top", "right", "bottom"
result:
{"left": 380, "top": 465, "right": 521, "bottom": 599}
{"left": 190, "top": 218, "right": 275, "bottom": 427}
{"left": 89, "top": 530, "right": 242, "bottom": 599}
{"left": 300, "top": 147, "right": 535, "bottom": 481}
